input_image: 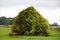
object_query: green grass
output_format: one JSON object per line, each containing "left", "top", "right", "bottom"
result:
{"left": 0, "top": 26, "right": 60, "bottom": 40}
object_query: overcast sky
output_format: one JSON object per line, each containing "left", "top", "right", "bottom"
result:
{"left": 0, "top": 0, "right": 60, "bottom": 24}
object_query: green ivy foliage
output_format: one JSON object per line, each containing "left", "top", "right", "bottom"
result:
{"left": 11, "top": 6, "right": 50, "bottom": 36}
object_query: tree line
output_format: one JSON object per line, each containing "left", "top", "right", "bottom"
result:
{"left": 0, "top": 16, "right": 14, "bottom": 25}
{"left": 0, "top": 16, "right": 59, "bottom": 26}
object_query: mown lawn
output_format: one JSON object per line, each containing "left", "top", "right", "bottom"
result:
{"left": 0, "top": 26, "right": 60, "bottom": 40}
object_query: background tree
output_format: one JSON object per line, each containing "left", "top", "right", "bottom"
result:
{"left": 52, "top": 22, "right": 58, "bottom": 26}
{"left": 50, "top": 22, "right": 58, "bottom": 26}
{"left": 6, "top": 17, "right": 14, "bottom": 26}
{"left": 0, "top": 16, "right": 6, "bottom": 25}
{"left": 0, "top": 17, "right": 14, "bottom": 25}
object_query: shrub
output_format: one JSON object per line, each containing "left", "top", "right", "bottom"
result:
{"left": 11, "top": 6, "right": 50, "bottom": 36}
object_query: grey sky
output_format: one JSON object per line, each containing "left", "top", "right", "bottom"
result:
{"left": 0, "top": 0, "right": 60, "bottom": 7}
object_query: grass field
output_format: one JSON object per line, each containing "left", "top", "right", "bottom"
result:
{"left": 0, "top": 25, "right": 60, "bottom": 40}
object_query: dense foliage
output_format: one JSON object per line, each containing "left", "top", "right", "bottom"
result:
{"left": 11, "top": 6, "right": 50, "bottom": 36}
